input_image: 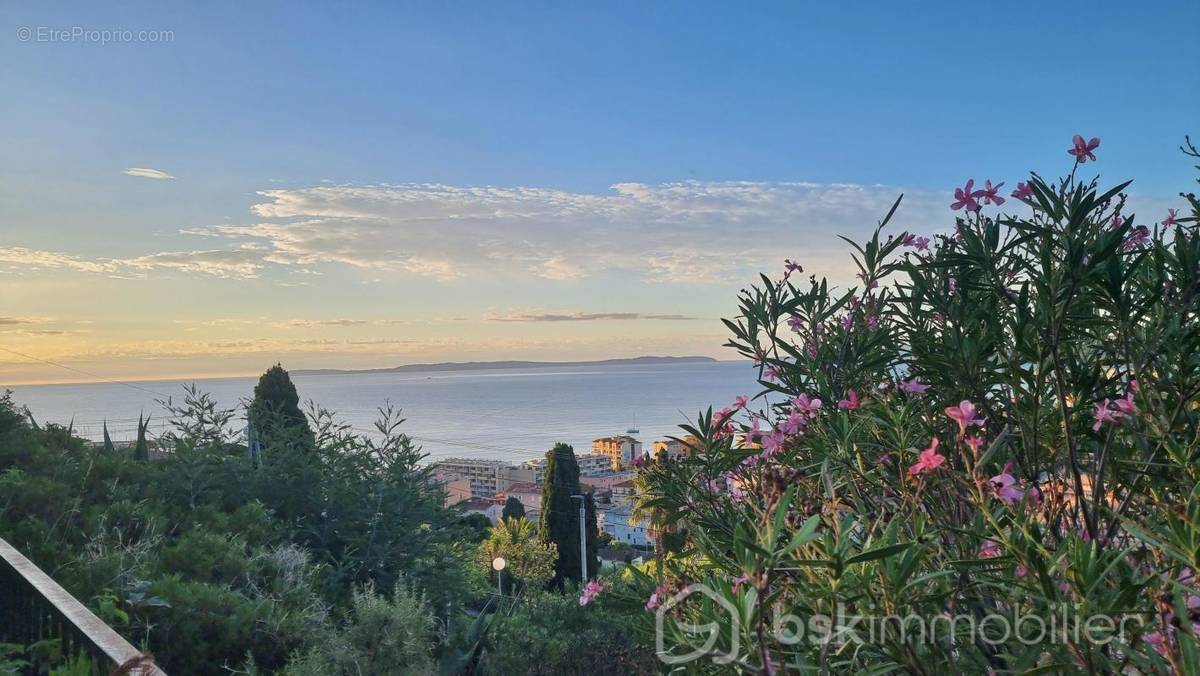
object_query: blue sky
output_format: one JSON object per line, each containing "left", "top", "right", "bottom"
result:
{"left": 1, "top": 1, "right": 1197, "bottom": 382}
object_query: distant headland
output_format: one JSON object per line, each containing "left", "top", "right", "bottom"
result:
{"left": 292, "top": 355, "right": 718, "bottom": 377}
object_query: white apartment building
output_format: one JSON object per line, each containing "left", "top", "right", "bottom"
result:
{"left": 522, "top": 453, "right": 615, "bottom": 481}
{"left": 430, "top": 458, "right": 536, "bottom": 498}
{"left": 602, "top": 508, "right": 651, "bottom": 547}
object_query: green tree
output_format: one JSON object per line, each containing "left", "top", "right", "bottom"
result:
{"left": 501, "top": 495, "right": 526, "bottom": 521}
{"left": 538, "top": 443, "right": 583, "bottom": 587}
{"left": 248, "top": 364, "right": 312, "bottom": 442}
{"left": 477, "top": 517, "right": 557, "bottom": 592}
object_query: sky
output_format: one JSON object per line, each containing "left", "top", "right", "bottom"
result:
{"left": 1, "top": 1, "right": 1197, "bottom": 384}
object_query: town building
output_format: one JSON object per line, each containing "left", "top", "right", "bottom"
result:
{"left": 430, "top": 458, "right": 536, "bottom": 498}
{"left": 602, "top": 508, "right": 651, "bottom": 547}
{"left": 652, "top": 435, "right": 703, "bottom": 460}
{"left": 591, "top": 435, "right": 643, "bottom": 471}
{"left": 440, "top": 477, "right": 474, "bottom": 507}
{"left": 580, "top": 471, "right": 633, "bottom": 491}
{"left": 456, "top": 497, "right": 504, "bottom": 524}
{"left": 496, "top": 481, "right": 543, "bottom": 515}
{"left": 611, "top": 478, "right": 637, "bottom": 507}
{"left": 521, "top": 452, "right": 614, "bottom": 481}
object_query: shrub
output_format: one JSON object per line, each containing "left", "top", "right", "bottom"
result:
{"left": 636, "top": 137, "right": 1200, "bottom": 673}
{"left": 283, "top": 581, "right": 436, "bottom": 675}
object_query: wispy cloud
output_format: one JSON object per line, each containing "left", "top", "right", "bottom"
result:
{"left": 277, "top": 319, "right": 369, "bottom": 328}
{"left": 0, "top": 247, "right": 119, "bottom": 274}
{"left": 0, "top": 317, "right": 37, "bottom": 326}
{"left": 9, "top": 179, "right": 1183, "bottom": 287}
{"left": 485, "top": 310, "right": 700, "bottom": 322}
{"left": 123, "top": 167, "right": 176, "bottom": 180}
{"left": 0, "top": 247, "right": 261, "bottom": 279}
{"left": 208, "top": 180, "right": 950, "bottom": 284}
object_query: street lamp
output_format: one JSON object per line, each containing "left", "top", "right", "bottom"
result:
{"left": 492, "top": 556, "right": 506, "bottom": 597}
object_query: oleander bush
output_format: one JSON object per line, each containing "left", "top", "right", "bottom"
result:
{"left": 634, "top": 137, "right": 1200, "bottom": 673}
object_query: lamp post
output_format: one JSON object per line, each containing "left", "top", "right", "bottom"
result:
{"left": 491, "top": 556, "right": 506, "bottom": 598}
{"left": 571, "top": 494, "right": 587, "bottom": 581}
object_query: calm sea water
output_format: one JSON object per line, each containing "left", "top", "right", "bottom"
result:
{"left": 5, "top": 361, "right": 761, "bottom": 465}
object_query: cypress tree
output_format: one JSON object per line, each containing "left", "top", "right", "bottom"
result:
{"left": 133, "top": 413, "right": 150, "bottom": 461}
{"left": 502, "top": 495, "right": 526, "bottom": 521}
{"left": 248, "top": 363, "right": 312, "bottom": 442}
{"left": 539, "top": 442, "right": 582, "bottom": 587}
{"left": 101, "top": 420, "right": 116, "bottom": 453}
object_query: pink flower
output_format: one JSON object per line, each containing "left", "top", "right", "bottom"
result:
{"left": 778, "top": 411, "right": 806, "bottom": 436}
{"left": 579, "top": 580, "right": 604, "bottom": 606}
{"left": 951, "top": 179, "right": 982, "bottom": 212}
{"left": 1091, "top": 399, "right": 1118, "bottom": 431}
{"left": 712, "top": 407, "right": 736, "bottom": 439}
{"left": 732, "top": 575, "right": 750, "bottom": 592}
{"left": 913, "top": 236, "right": 931, "bottom": 251}
{"left": 990, "top": 465, "right": 1024, "bottom": 505}
{"left": 1123, "top": 225, "right": 1149, "bottom": 251}
{"left": 1144, "top": 630, "right": 1169, "bottom": 656}
{"left": 792, "top": 393, "right": 823, "bottom": 416}
{"left": 837, "top": 390, "right": 861, "bottom": 411}
{"left": 1111, "top": 391, "right": 1137, "bottom": 416}
{"left": 865, "top": 314, "right": 879, "bottom": 330}
{"left": 1015, "top": 564, "right": 1028, "bottom": 578}
{"left": 901, "top": 233, "right": 916, "bottom": 247}
{"left": 732, "top": 395, "right": 749, "bottom": 410}
{"left": 787, "top": 315, "right": 804, "bottom": 332}
{"left": 899, "top": 378, "right": 929, "bottom": 394}
{"left": 764, "top": 367, "right": 781, "bottom": 381}
{"left": 784, "top": 259, "right": 803, "bottom": 276}
{"left": 945, "top": 400, "right": 986, "bottom": 435}
{"left": 1011, "top": 182, "right": 1033, "bottom": 202}
{"left": 1109, "top": 214, "right": 1125, "bottom": 230}
{"left": 760, "top": 430, "right": 787, "bottom": 458}
{"left": 1162, "top": 208, "right": 1179, "bottom": 228}
{"left": 1068, "top": 135, "right": 1100, "bottom": 163}
{"left": 645, "top": 586, "right": 666, "bottom": 611}
{"left": 839, "top": 313, "right": 854, "bottom": 331}
{"left": 979, "top": 180, "right": 1005, "bottom": 206}
{"left": 964, "top": 435, "right": 985, "bottom": 455}
{"left": 742, "top": 419, "right": 762, "bottom": 447}
{"left": 978, "top": 540, "right": 1002, "bottom": 559}
{"left": 948, "top": 277, "right": 958, "bottom": 293}
{"left": 805, "top": 339, "right": 819, "bottom": 359}
{"left": 909, "top": 437, "right": 945, "bottom": 477}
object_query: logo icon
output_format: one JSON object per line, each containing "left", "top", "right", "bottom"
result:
{"left": 655, "top": 583, "right": 742, "bottom": 666}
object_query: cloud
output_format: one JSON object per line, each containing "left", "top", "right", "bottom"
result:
{"left": 0, "top": 317, "right": 36, "bottom": 326}
{"left": 123, "top": 249, "right": 264, "bottom": 278}
{"left": 123, "top": 167, "right": 176, "bottom": 180}
{"left": 277, "top": 319, "right": 370, "bottom": 328}
{"left": 485, "top": 310, "right": 700, "bottom": 322}
{"left": 0, "top": 247, "right": 119, "bottom": 274}
{"left": 7, "top": 178, "right": 1183, "bottom": 287}
{"left": 0, "top": 247, "right": 261, "bottom": 279}
{"left": 204, "top": 180, "right": 950, "bottom": 284}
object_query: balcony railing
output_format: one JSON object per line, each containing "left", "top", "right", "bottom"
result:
{"left": 0, "top": 537, "right": 164, "bottom": 675}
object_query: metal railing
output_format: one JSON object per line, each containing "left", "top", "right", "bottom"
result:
{"left": 0, "top": 537, "right": 164, "bottom": 675}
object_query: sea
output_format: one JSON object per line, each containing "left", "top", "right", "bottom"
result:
{"left": 4, "top": 360, "right": 763, "bottom": 465}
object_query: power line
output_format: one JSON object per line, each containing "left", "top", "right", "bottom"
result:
{"left": 0, "top": 346, "right": 171, "bottom": 398}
